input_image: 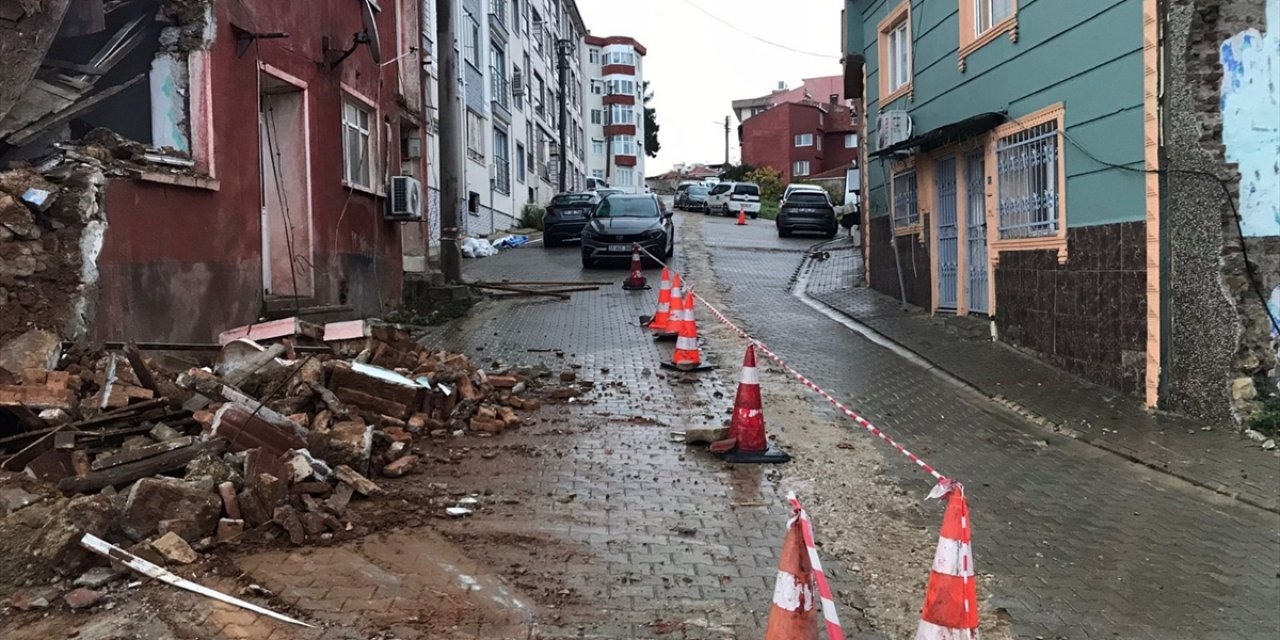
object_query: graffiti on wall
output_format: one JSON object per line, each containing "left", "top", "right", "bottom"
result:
{"left": 1220, "top": 0, "right": 1280, "bottom": 237}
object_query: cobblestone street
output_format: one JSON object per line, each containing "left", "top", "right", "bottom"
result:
{"left": 679, "top": 210, "right": 1280, "bottom": 639}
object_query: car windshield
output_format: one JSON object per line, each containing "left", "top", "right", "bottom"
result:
{"left": 788, "top": 192, "right": 829, "bottom": 205}
{"left": 551, "top": 194, "right": 594, "bottom": 206}
{"left": 595, "top": 197, "right": 658, "bottom": 218}
{"left": 688, "top": 187, "right": 709, "bottom": 196}
{"left": 598, "top": 189, "right": 623, "bottom": 197}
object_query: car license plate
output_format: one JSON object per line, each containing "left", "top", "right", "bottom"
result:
{"left": 608, "top": 244, "right": 632, "bottom": 252}
{"left": 561, "top": 210, "right": 584, "bottom": 218}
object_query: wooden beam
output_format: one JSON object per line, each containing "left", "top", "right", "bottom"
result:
{"left": 58, "top": 438, "right": 227, "bottom": 495}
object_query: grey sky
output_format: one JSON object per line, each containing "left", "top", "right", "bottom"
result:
{"left": 576, "top": 0, "right": 845, "bottom": 174}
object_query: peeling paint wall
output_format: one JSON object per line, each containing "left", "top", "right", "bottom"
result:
{"left": 1220, "top": 0, "right": 1280, "bottom": 236}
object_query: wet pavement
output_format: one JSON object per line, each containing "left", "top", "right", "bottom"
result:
{"left": 683, "top": 210, "right": 1280, "bottom": 639}
{"left": 804, "top": 240, "right": 1280, "bottom": 514}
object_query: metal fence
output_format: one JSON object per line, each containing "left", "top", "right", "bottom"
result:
{"left": 996, "top": 121, "right": 1059, "bottom": 239}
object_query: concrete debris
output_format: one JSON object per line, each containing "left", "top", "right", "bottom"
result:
{"left": 151, "top": 531, "right": 199, "bottom": 564}
{"left": 0, "top": 316, "right": 553, "bottom": 604}
{"left": 63, "top": 587, "right": 104, "bottom": 609}
{"left": 9, "top": 589, "right": 57, "bottom": 611}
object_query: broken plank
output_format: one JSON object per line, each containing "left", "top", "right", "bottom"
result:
{"left": 8, "top": 73, "right": 146, "bottom": 147}
{"left": 90, "top": 436, "right": 195, "bottom": 471}
{"left": 122, "top": 342, "right": 160, "bottom": 394}
{"left": 58, "top": 439, "right": 226, "bottom": 495}
{"left": 469, "top": 283, "right": 570, "bottom": 300}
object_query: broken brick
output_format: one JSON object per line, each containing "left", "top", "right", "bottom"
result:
{"left": 381, "top": 455, "right": 418, "bottom": 478}
{"left": 151, "top": 531, "right": 199, "bottom": 565}
{"left": 121, "top": 477, "right": 222, "bottom": 542}
{"left": 64, "top": 588, "right": 103, "bottom": 610}
{"left": 216, "top": 518, "right": 245, "bottom": 543}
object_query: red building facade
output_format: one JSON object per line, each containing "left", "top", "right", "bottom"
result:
{"left": 90, "top": 0, "right": 425, "bottom": 343}
{"left": 740, "top": 101, "right": 858, "bottom": 184}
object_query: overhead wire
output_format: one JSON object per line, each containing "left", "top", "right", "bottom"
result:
{"left": 674, "top": 0, "right": 838, "bottom": 59}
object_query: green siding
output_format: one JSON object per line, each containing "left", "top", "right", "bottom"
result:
{"left": 854, "top": 0, "right": 1145, "bottom": 226}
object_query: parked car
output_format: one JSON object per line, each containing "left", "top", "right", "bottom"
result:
{"left": 776, "top": 189, "right": 837, "bottom": 238}
{"left": 683, "top": 185, "right": 711, "bottom": 213}
{"left": 542, "top": 192, "right": 600, "bottom": 248}
{"left": 580, "top": 194, "right": 674, "bottom": 268}
{"left": 782, "top": 183, "right": 826, "bottom": 203}
{"left": 586, "top": 176, "right": 609, "bottom": 191}
{"left": 674, "top": 181, "right": 702, "bottom": 208}
{"left": 707, "top": 181, "right": 761, "bottom": 218}
{"left": 596, "top": 188, "right": 625, "bottom": 199}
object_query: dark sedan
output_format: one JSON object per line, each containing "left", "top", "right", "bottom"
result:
{"left": 682, "top": 185, "right": 710, "bottom": 212}
{"left": 542, "top": 192, "right": 600, "bottom": 247}
{"left": 581, "top": 194, "right": 674, "bottom": 268}
{"left": 776, "top": 190, "right": 837, "bottom": 238}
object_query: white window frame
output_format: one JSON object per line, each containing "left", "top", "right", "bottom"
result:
{"left": 610, "top": 104, "right": 635, "bottom": 125}
{"left": 611, "top": 136, "right": 636, "bottom": 156}
{"left": 464, "top": 15, "right": 481, "bottom": 68}
{"left": 974, "top": 0, "right": 1014, "bottom": 36}
{"left": 793, "top": 160, "right": 811, "bottom": 177}
{"left": 887, "top": 20, "right": 911, "bottom": 93}
{"left": 591, "top": 139, "right": 605, "bottom": 155}
{"left": 465, "top": 110, "right": 485, "bottom": 162}
{"left": 590, "top": 79, "right": 603, "bottom": 95}
{"left": 589, "top": 48, "right": 600, "bottom": 64}
{"left": 845, "top": 133, "right": 858, "bottom": 148}
{"left": 794, "top": 133, "right": 813, "bottom": 147}
{"left": 616, "top": 166, "right": 634, "bottom": 186}
{"left": 590, "top": 109, "right": 602, "bottom": 125}
{"left": 341, "top": 95, "right": 375, "bottom": 190}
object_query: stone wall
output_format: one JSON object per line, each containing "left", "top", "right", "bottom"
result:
{"left": 0, "top": 164, "right": 106, "bottom": 348}
{"left": 1162, "top": 0, "right": 1272, "bottom": 423}
{"left": 867, "top": 215, "right": 932, "bottom": 309}
{"left": 995, "top": 223, "right": 1148, "bottom": 396}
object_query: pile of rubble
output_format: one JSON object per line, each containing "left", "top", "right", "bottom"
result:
{"left": 0, "top": 318, "right": 548, "bottom": 605}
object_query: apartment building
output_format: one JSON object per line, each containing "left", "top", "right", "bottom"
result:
{"left": 581, "top": 35, "right": 648, "bottom": 193}
{"left": 409, "top": 0, "right": 589, "bottom": 269}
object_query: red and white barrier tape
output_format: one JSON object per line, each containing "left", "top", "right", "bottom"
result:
{"left": 787, "top": 491, "right": 845, "bottom": 640}
{"left": 636, "top": 245, "right": 949, "bottom": 483}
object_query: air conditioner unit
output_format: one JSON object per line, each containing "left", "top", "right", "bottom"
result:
{"left": 511, "top": 71, "right": 524, "bottom": 96}
{"left": 386, "top": 176, "right": 423, "bottom": 220}
{"left": 875, "top": 110, "right": 913, "bottom": 152}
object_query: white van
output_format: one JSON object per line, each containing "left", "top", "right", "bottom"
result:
{"left": 706, "top": 181, "right": 761, "bottom": 218}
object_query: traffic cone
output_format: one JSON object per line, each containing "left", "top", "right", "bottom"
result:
{"left": 720, "top": 344, "right": 791, "bottom": 463}
{"left": 736, "top": 206, "right": 747, "bottom": 226}
{"left": 654, "top": 274, "right": 683, "bottom": 342}
{"left": 764, "top": 511, "right": 820, "bottom": 640}
{"left": 645, "top": 268, "right": 673, "bottom": 331}
{"left": 661, "top": 289, "right": 712, "bottom": 372}
{"left": 916, "top": 482, "right": 979, "bottom": 640}
{"left": 621, "top": 243, "right": 650, "bottom": 290}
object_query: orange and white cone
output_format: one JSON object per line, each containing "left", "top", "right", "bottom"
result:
{"left": 655, "top": 274, "right": 684, "bottom": 341}
{"left": 716, "top": 344, "right": 790, "bottom": 463}
{"left": 916, "top": 481, "right": 979, "bottom": 640}
{"left": 662, "top": 289, "right": 709, "bottom": 371}
{"left": 622, "top": 243, "right": 649, "bottom": 290}
{"left": 736, "top": 206, "right": 747, "bottom": 226}
{"left": 764, "top": 512, "right": 820, "bottom": 640}
{"left": 647, "top": 268, "right": 673, "bottom": 332}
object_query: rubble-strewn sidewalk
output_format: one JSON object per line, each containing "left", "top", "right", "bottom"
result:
{"left": 804, "top": 241, "right": 1280, "bottom": 513}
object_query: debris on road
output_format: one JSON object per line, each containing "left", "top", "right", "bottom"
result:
{"left": 0, "top": 318, "right": 554, "bottom": 614}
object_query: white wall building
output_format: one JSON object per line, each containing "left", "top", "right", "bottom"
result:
{"left": 581, "top": 35, "right": 647, "bottom": 193}
{"left": 407, "top": 0, "right": 591, "bottom": 271}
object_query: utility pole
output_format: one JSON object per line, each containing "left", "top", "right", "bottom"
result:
{"left": 723, "top": 115, "right": 730, "bottom": 165}
{"left": 436, "top": 0, "right": 462, "bottom": 283}
{"left": 555, "top": 38, "right": 573, "bottom": 193}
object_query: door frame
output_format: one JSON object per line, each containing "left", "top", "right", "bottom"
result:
{"left": 257, "top": 63, "right": 314, "bottom": 298}
{"left": 928, "top": 136, "right": 993, "bottom": 316}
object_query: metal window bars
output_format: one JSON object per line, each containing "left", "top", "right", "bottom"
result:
{"left": 892, "top": 170, "right": 919, "bottom": 228}
{"left": 996, "top": 121, "right": 1059, "bottom": 239}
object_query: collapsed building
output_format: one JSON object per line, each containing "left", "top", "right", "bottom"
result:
{"left": 1, "top": 0, "right": 429, "bottom": 347}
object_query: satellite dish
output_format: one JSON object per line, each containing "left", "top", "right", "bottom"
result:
{"left": 360, "top": 0, "right": 382, "bottom": 64}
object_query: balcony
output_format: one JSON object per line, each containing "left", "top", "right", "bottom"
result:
{"left": 490, "top": 71, "right": 511, "bottom": 122}
{"left": 489, "top": 6, "right": 508, "bottom": 41}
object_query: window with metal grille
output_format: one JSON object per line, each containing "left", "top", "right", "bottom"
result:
{"left": 996, "top": 121, "right": 1059, "bottom": 239}
{"left": 493, "top": 129, "right": 510, "bottom": 194}
{"left": 892, "top": 169, "right": 918, "bottom": 228}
